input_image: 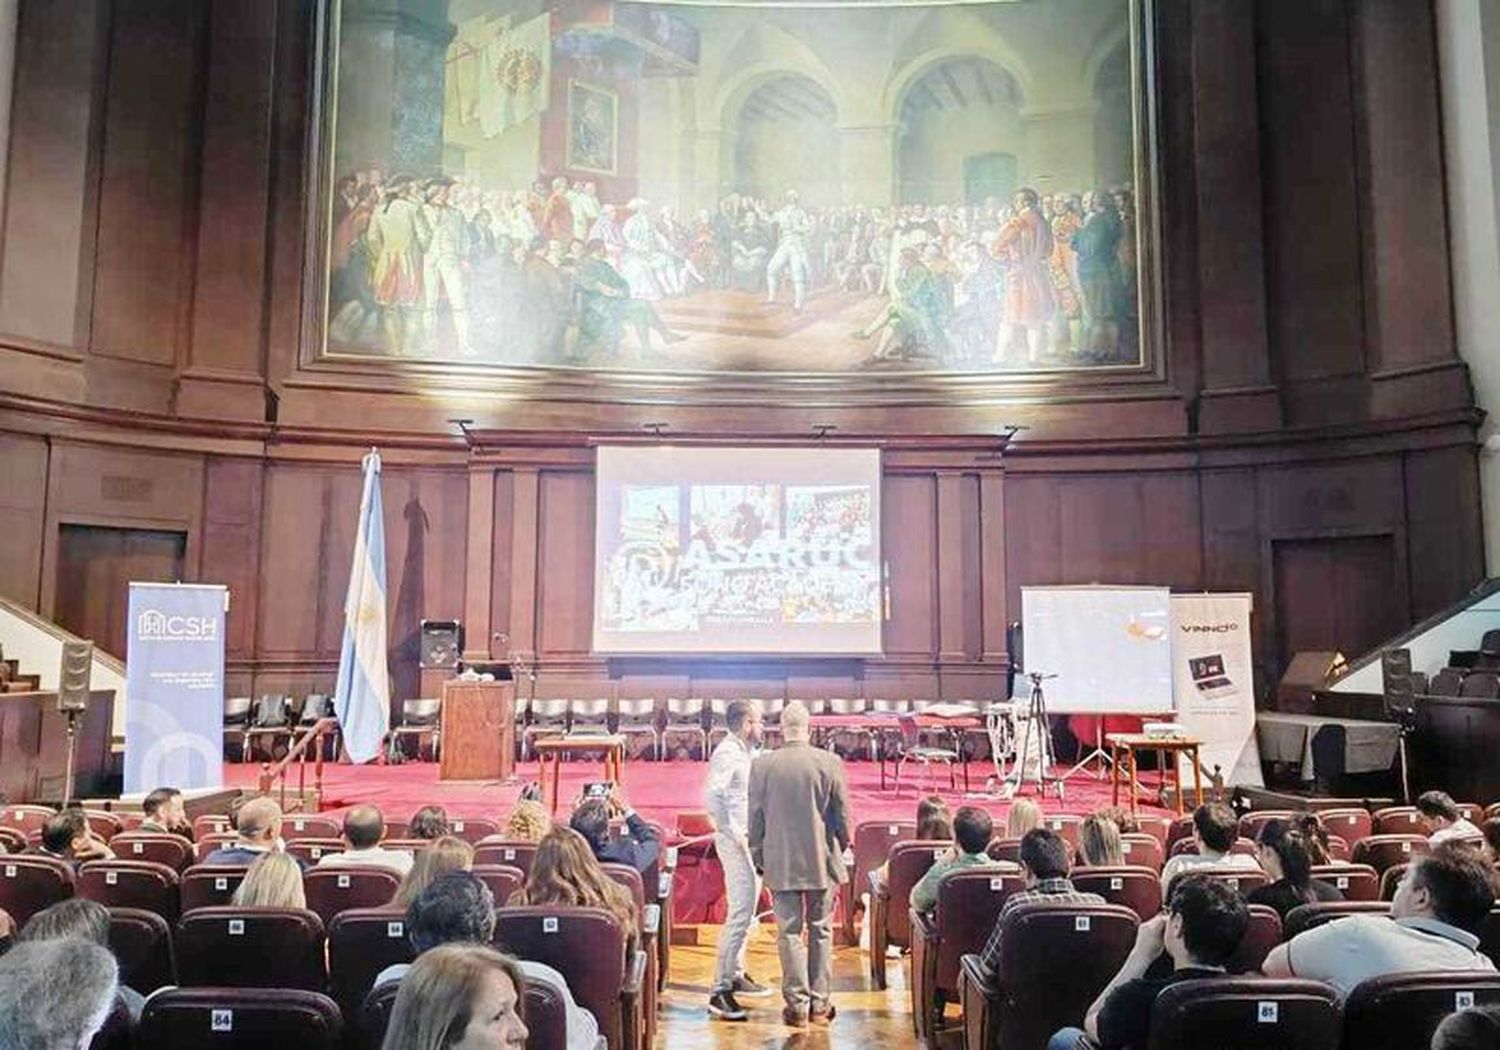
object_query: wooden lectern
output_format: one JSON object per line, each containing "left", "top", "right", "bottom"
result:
{"left": 438, "top": 678, "right": 515, "bottom": 781}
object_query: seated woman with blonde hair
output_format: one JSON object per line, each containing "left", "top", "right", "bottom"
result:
{"left": 392, "top": 835, "right": 475, "bottom": 910}
{"left": 504, "top": 798, "right": 551, "bottom": 843}
{"left": 381, "top": 942, "right": 528, "bottom": 1050}
{"left": 231, "top": 851, "right": 306, "bottom": 910}
{"left": 1005, "top": 797, "right": 1044, "bottom": 839}
{"left": 1078, "top": 812, "right": 1124, "bottom": 867}
{"left": 506, "top": 826, "right": 638, "bottom": 944}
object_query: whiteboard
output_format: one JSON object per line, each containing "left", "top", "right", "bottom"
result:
{"left": 1020, "top": 586, "right": 1175, "bottom": 714}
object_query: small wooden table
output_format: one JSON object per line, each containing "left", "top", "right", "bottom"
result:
{"left": 1106, "top": 733, "right": 1205, "bottom": 817}
{"left": 534, "top": 734, "right": 626, "bottom": 814}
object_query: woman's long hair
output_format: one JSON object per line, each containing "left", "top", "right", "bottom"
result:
{"left": 1006, "top": 798, "right": 1044, "bottom": 839}
{"left": 916, "top": 795, "right": 952, "bottom": 841}
{"left": 381, "top": 943, "right": 527, "bottom": 1050}
{"left": 392, "top": 836, "right": 474, "bottom": 909}
{"left": 231, "top": 852, "right": 306, "bottom": 910}
{"left": 1257, "top": 819, "right": 1316, "bottom": 901}
{"left": 1079, "top": 814, "right": 1124, "bottom": 867}
{"left": 503, "top": 800, "right": 551, "bottom": 843}
{"left": 506, "top": 826, "right": 637, "bottom": 936}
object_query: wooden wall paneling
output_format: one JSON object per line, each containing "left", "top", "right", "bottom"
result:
{"left": 180, "top": 0, "right": 279, "bottom": 421}
{"left": 1057, "top": 476, "right": 1148, "bottom": 585}
{"left": 507, "top": 468, "right": 541, "bottom": 657}
{"left": 935, "top": 472, "right": 968, "bottom": 659}
{"left": 264, "top": 0, "right": 312, "bottom": 391}
{"left": 1349, "top": 0, "right": 1467, "bottom": 417}
{"left": 1137, "top": 472, "right": 1205, "bottom": 590}
{"left": 39, "top": 441, "right": 205, "bottom": 618}
{"left": 1191, "top": 0, "right": 1278, "bottom": 432}
{"left": 0, "top": 432, "right": 47, "bottom": 608}
{"left": 1270, "top": 533, "right": 1403, "bottom": 677}
{"left": 318, "top": 466, "right": 362, "bottom": 654}
{"left": 978, "top": 472, "right": 1007, "bottom": 661}
{"left": 1255, "top": 0, "right": 1369, "bottom": 423}
{"left": 201, "top": 456, "right": 263, "bottom": 659}
{"left": 1402, "top": 445, "right": 1485, "bottom": 621}
{"left": 489, "top": 469, "right": 515, "bottom": 657}
{"left": 882, "top": 474, "right": 938, "bottom": 657}
{"left": 256, "top": 465, "right": 329, "bottom": 657}
{"left": 53, "top": 524, "right": 186, "bottom": 658}
{"left": 464, "top": 465, "right": 496, "bottom": 662}
{"left": 88, "top": 0, "right": 207, "bottom": 368}
{"left": 535, "top": 470, "right": 594, "bottom": 657}
{"left": 1002, "top": 474, "right": 1063, "bottom": 615}
{"left": 384, "top": 468, "right": 468, "bottom": 707}
{"left": 0, "top": 0, "right": 109, "bottom": 351}
{"left": 1199, "top": 467, "right": 1264, "bottom": 682}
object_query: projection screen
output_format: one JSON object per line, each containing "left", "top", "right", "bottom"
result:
{"left": 593, "top": 446, "right": 883, "bottom": 655}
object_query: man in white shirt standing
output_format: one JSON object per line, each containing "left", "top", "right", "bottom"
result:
{"left": 317, "top": 804, "right": 413, "bottom": 876}
{"left": 1159, "top": 802, "right": 1260, "bottom": 895}
{"left": 705, "top": 698, "right": 770, "bottom": 1021}
{"left": 1417, "top": 791, "right": 1484, "bottom": 846}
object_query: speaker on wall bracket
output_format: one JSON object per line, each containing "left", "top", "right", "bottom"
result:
{"left": 420, "top": 620, "right": 464, "bottom": 670}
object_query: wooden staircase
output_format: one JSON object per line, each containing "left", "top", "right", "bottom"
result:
{"left": 0, "top": 652, "right": 42, "bottom": 693}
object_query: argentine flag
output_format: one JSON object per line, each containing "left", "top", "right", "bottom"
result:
{"left": 333, "top": 449, "right": 391, "bottom": 763}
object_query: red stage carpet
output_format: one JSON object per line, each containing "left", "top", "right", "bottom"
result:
{"left": 222, "top": 755, "right": 1169, "bottom": 830}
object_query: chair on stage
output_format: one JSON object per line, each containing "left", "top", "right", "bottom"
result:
{"left": 869, "top": 840, "right": 944, "bottom": 989}
{"left": 109, "top": 906, "right": 177, "bottom": 995}
{"left": 887, "top": 716, "right": 960, "bottom": 793}
{"left": 522, "top": 698, "right": 571, "bottom": 760}
{"left": 327, "top": 907, "right": 413, "bottom": 1020}
{"left": 614, "top": 698, "right": 661, "bottom": 760}
{"left": 298, "top": 693, "right": 337, "bottom": 758}
{"left": 244, "top": 693, "right": 297, "bottom": 761}
{"left": 389, "top": 698, "right": 442, "bottom": 761}
{"left": 824, "top": 697, "right": 874, "bottom": 759}
{"left": 77, "top": 859, "right": 180, "bottom": 922}
{"left": 567, "top": 697, "right": 613, "bottom": 738}
{"left": 759, "top": 696, "right": 786, "bottom": 747}
{"left": 223, "top": 696, "right": 253, "bottom": 762}
{"left": 1147, "top": 978, "right": 1342, "bottom": 1050}
{"left": 139, "top": 988, "right": 344, "bottom": 1049}
{"left": 958, "top": 902, "right": 1139, "bottom": 1050}
{"left": 0, "top": 853, "right": 75, "bottom": 926}
{"left": 706, "top": 698, "right": 734, "bottom": 752}
{"left": 303, "top": 867, "right": 402, "bottom": 926}
{"left": 661, "top": 697, "right": 707, "bottom": 761}
{"left": 910, "top": 867, "right": 1025, "bottom": 1045}
{"left": 176, "top": 906, "right": 327, "bottom": 990}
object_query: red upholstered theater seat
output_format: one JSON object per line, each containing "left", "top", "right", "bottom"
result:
{"left": 493, "top": 905, "right": 644, "bottom": 1050}
{"left": 910, "top": 867, "right": 1026, "bottom": 1043}
{"left": 283, "top": 814, "right": 341, "bottom": 840}
{"left": 176, "top": 906, "right": 327, "bottom": 991}
{"left": 108, "top": 906, "right": 177, "bottom": 995}
{"left": 1178, "top": 866, "right": 1269, "bottom": 898}
{"left": 1318, "top": 807, "right": 1373, "bottom": 846}
{"left": 192, "top": 815, "right": 233, "bottom": 840}
{"left": 284, "top": 838, "right": 345, "bottom": 866}
{"left": 0, "top": 853, "right": 75, "bottom": 926}
{"left": 1238, "top": 810, "right": 1301, "bottom": 841}
{"left": 1118, "top": 833, "right": 1166, "bottom": 872}
{"left": 1147, "top": 978, "right": 1342, "bottom": 1049}
{"left": 447, "top": 816, "right": 501, "bottom": 844}
{"left": 0, "top": 804, "right": 56, "bottom": 838}
{"left": 1041, "top": 814, "right": 1082, "bottom": 849}
{"left": 1071, "top": 866, "right": 1163, "bottom": 918}
{"left": 1168, "top": 836, "right": 1259, "bottom": 859}
{"left": 1342, "top": 971, "right": 1500, "bottom": 1049}
{"left": 1228, "top": 905, "right": 1282, "bottom": 975}
{"left": 77, "top": 859, "right": 180, "bottom": 921}
{"left": 180, "top": 865, "right": 248, "bottom": 912}
{"left": 111, "top": 832, "right": 195, "bottom": 872}
{"left": 472, "top": 864, "right": 525, "bottom": 909}
{"left": 1310, "top": 863, "right": 1380, "bottom": 901}
{"left": 1350, "top": 834, "right": 1429, "bottom": 873}
{"left": 0, "top": 826, "right": 26, "bottom": 853}
{"left": 1282, "top": 900, "right": 1392, "bottom": 940}
{"left": 138, "top": 988, "right": 343, "bottom": 1049}
{"left": 959, "top": 902, "right": 1139, "bottom": 1050}
{"left": 82, "top": 809, "right": 123, "bottom": 842}
{"left": 327, "top": 908, "right": 413, "bottom": 1020}
{"left": 473, "top": 838, "right": 539, "bottom": 874}
{"left": 1371, "top": 806, "right": 1424, "bottom": 836}
{"left": 302, "top": 866, "right": 402, "bottom": 925}
{"left": 841, "top": 819, "right": 916, "bottom": 944}
{"left": 869, "top": 839, "right": 945, "bottom": 990}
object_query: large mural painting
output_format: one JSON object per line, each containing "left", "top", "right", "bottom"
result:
{"left": 321, "top": 0, "right": 1146, "bottom": 376}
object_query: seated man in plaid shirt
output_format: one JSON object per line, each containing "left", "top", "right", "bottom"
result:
{"left": 978, "top": 826, "right": 1104, "bottom": 976}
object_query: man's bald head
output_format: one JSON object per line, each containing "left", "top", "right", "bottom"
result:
{"left": 344, "top": 805, "right": 385, "bottom": 849}
{"left": 235, "top": 797, "right": 283, "bottom": 844}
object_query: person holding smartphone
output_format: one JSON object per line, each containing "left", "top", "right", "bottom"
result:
{"left": 570, "top": 783, "right": 660, "bottom": 879}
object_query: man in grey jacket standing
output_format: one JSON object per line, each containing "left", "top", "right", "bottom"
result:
{"left": 748, "top": 700, "right": 851, "bottom": 1027}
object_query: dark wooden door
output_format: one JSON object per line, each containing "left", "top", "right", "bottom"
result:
{"left": 1272, "top": 535, "right": 1402, "bottom": 677}
{"left": 54, "top": 525, "right": 186, "bottom": 657}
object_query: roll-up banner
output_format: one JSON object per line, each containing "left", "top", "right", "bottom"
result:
{"left": 1170, "top": 593, "right": 1263, "bottom": 787}
{"left": 124, "top": 583, "right": 228, "bottom": 794}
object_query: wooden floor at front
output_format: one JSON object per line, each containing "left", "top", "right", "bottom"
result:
{"left": 657, "top": 925, "right": 953, "bottom": 1050}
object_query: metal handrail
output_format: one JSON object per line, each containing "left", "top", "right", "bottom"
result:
{"left": 258, "top": 716, "right": 337, "bottom": 812}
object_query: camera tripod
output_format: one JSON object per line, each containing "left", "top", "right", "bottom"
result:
{"left": 1000, "top": 671, "right": 1064, "bottom": 800}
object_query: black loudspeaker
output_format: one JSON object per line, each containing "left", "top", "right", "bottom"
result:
{"left": 1382, "top": 647, "right": 1415, "bottom": 720}
{"left": 420, "top": 620, "right": 463, "bottom": 669}
{"left": 58, "top": 640, "right": 93, "bottom": 713}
